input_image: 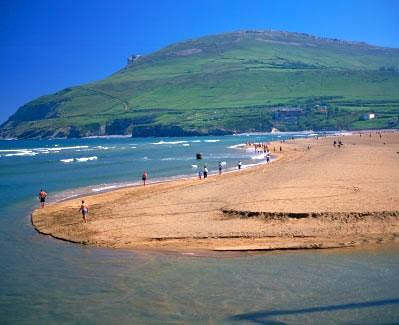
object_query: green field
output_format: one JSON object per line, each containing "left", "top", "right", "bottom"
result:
{"left": 1, "top": 30, "right": 399, "bottom": 138}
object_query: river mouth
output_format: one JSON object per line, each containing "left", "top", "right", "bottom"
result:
{"left": 31, "top": 133, "right": 399, "bottom": 253}
{"left": 2, "top": 133, "right": 399, "bottom": 323}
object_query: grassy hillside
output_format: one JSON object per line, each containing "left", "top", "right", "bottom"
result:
{"left": 1, "top": 30, "right": 399, "bottom": 138}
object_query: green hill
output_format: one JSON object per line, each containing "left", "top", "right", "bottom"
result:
{"left": 2, "top": 30, "right": 399, "bottom": 138}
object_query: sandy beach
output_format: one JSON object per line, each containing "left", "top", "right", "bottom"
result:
{"left": 32, "top": 132, "right": 399, "bottom": 251}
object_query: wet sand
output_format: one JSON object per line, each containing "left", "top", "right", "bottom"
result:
{"left": 32, "top": 132, "right": 399, "bottom": 251}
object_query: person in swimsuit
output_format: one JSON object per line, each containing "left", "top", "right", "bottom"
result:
{"left": 203, "top": 166, "right": 208, "bottom": 179}
{"left": 38, "top": 189, "right": 47, "bottom": 208}
{"left": 142, "top": 171, "right": 148, "bottom": 185}
{"left": 79, "top": 200, "right": 89, "bottom": 223}
{"left": 218, "top": 161, "right": 222, "bottom": 175}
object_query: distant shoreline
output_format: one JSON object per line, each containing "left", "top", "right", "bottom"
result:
{"left": 2, "top": 128, "right": 399, "bottom": 141}
{"left": 32, "top": 132, "right": 399, "bottom": 252}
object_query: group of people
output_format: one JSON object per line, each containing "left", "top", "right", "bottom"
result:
{"left": 197, "top": 160, "right": 245, "bottom": 179}
{"left": 247, "top": 142, "right": 271, "bottom": 153}
{"left": 333, "top": 139, "right": 343, "bottom": 148}
{"left": 246, "top": 141, "right": 282, "bottom": 154}
{"left": 359, "top": 131, "right": 383, "bottom": 138}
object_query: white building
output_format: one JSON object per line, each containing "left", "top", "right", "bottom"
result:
{"left": 362, "top": 113, "right": 375, "bottom": 120}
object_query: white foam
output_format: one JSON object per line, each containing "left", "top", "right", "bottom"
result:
{"left": 130, "top": 146, "right": 137, "bottom": 149}
{"left": 161, "top": 157, "right": 192, "bottom": 161}
{"left": 0, "top": 145, "right": 91, "bottom": 157}
{"left": 182, "top": 143, "right": 190, "bottom": 146}
{"left": 92, "top": 185, "right": 117, "bottom": 192}
{"left": 191, "top": 164, "right": 198, "bottom": 169}
{"left": 241, "top": 163, "right": 259, "bottom": 169}
{"left": 75, "top": 156, "right": 98, "bottom": 162}
{"left": 46, "top": 145, "right": 89, "bottom": 151}
{"left": 191, "top": 140, "right": 201, "bottom": 143}
{"left": 204, "top": 139, "right": 220, "bottom": 143}
{"left": 4, "top": 151, "right": 37, "bottom": 157}
{"left": 251, "top": 154, "right": 266, "bottom": 160}
{"left": 228, "top": 143, "right": 246, "bottom": 149}
{"left": 0, "top": 149, "right": 32, "bottom": 153}
{"left": 152, "top": 140, "right": 188, "bottom": 145}
{"left": 60, "top": 158, "right": 74, "bottom": 163}
{"left": 221, "top": 161, "right": 227, "bottom": 166}
{"left": 337, "top": 132, "right": 353, "bottom": 136}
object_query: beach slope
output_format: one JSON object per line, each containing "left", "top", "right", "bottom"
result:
{"left": 32, "top": 133, "right": 399, "bottom": 251}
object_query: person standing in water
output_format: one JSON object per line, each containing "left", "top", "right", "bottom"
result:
{"left": 203, "top": 165, "right": 208, "bottom": 179}
{"left": 218, "top": 161, "right": 222, "bottom": 175}
{"left": 238, "top": 161, "right": 242, "bottom": 170}
{"left": 142, "top": 171, "right": 148, "bottom": 185}
{"left": 79, "top": 200, "right": 89, "bottom": 223}
{"left": 38, "top": 189, "right": 47, "bottom": 208}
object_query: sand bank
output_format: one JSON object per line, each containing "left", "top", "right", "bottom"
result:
{"left": 32, "top": 132, "right": 399, "bottom": 251}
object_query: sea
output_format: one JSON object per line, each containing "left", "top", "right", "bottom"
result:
{"left": 1, "top": 132, "right": 398, "bottom": 324}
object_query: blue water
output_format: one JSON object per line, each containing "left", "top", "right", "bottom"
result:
{"left": 1, "top": 133, "right": 398, "bottom": 324}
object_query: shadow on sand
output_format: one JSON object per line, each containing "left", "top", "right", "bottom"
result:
{"left": 229, "top": 298, "right": 399, "bottom": 324}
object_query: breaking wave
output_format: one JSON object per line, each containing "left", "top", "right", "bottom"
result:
{"left": 60, "top": 156, "right": 98, "bottom": 163}
{"left": 151, "top": 140, "right": 188, "bottom": 145}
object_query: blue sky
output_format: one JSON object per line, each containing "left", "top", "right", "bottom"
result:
{"left": 0, "top": 0, "right": 398, "bottom": 123}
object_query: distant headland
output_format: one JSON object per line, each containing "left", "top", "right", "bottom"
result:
{"left": 1, "top": 30, "right": 399, "bottom": 139}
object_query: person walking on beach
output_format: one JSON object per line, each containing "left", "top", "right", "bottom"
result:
{"left": 218, "top": 161, "right": 222, "bottom": 175}
{"left": 238, "top": 161, "right": 242, "bottom": 170}
{"left": 38, "top": 189, "right": 47, "bottom": 208}
{"left": 142, "top": 171, "right": 148, "bottom": 185}
{"left": 203, "top": 165, "right": 208, "bottom": 179}
{"left": 198, "top": 170, "right": 202, "bottom": 180}
{"left": 79, "top": 200, "right": 89, "bottom": 223}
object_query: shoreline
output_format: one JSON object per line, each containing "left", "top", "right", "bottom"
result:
{"left": 32, "top": 132, "right": 399, "bottom": 252}
{"left": 47, "top": 149, "right": 279, "bottom": 205}
{"left": 3, "top": 127, "right": 399, "bottom": 141}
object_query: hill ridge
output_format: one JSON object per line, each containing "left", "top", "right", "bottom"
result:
{"left": 1, "top": 30, "right": 399, "bottom": 139}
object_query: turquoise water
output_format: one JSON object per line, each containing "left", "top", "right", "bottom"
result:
{"left": 1, "top": 134, "right": 398, "bottom": 324}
